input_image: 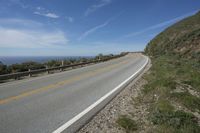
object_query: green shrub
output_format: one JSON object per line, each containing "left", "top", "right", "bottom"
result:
{"left": 117, "top": 115, "right": 138, "bottom": 133}
{"left": 150, "top": 110, "right": 200, "bottom": 132}
{"left": 170, "top": 92, "right": 200, "bottom": 112}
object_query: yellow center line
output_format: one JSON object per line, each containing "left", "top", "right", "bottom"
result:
{"left": 0, "top": 60, "right": 129, "bottom": 105}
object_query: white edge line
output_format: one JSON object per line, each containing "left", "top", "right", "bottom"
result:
{"left": 53, "top": 55, "right": 149, "bottom": 133}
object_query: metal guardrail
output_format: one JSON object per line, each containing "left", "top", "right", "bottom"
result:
{"left": 0, "top": 54, "right": 125, "bottom": 81}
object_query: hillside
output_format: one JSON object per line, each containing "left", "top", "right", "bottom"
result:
{"left": 115, "top": 12, "right": 200, "bottom": 133}
{"left": 145, "top": 11, "right": 200, "bottom": 60}
{"left": 124, "top": 11, "right": 200, "bottom": 132}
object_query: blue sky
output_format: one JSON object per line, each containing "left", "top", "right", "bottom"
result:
{"left": 0, "top": 0, "right": 199, "bottom": 56}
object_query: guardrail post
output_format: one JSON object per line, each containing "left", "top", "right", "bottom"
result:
{"left": 60, "top": 60, "right": 64, "bottom": 71}
{"left": 46, "top": 66, "right": 49, "bottom": 74}
{"left": 62, "top": 60, "right": 64, "bottom": 66}
{"left": 15, "top": 76, "right": 19, "bottom": 80}
{"left": 28, "top": 69, "right": 31, "bottom": 77}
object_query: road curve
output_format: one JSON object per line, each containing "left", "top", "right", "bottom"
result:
{"left": 0, "top": 53, "right": 148, "bottom": 133}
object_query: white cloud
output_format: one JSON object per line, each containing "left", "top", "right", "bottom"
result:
{"left": 36, "top": 6, "right": 45, "bottom": 11}
{"left": 124, "top": 11, "right": 197, "bottom": 38}
{"left": 34, "top": 11, "right": 59, "bottom": 19}
{"left": 84, "top": 0, "right": 112, "bottom": 16}
{"left": 0, "top": 18, "right": 43, "bottom": 28}
{"left": 78, "top": 13, "right": 122, "bottom": 40}
{"left": 65, "top": 16, "right": 74, "bottom": 23}
{"left": 0, "top": 27, "right": 68, "bottom": 48}
{"left": 79, "top": 12, "right": 122, "bottom": 41}
{"left": 34, "top": 6, "right": 60, "bottom": 19}
{"left": 78, "top": 21, "right": 110, "bottom": 41}
{"left": 45, "top": 13, "right": 59, "bottom": 18}
{"left": 9, "top": 0, "right": 29, "bottom": 9}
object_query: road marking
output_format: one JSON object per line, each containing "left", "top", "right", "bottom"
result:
{"left": 0, "top": 60, "right": 129, "bottom": 105}
{"left": 53, "top": 56, "right": 148, "bottom": 133}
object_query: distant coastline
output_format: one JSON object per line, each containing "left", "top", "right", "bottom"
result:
{"left": 0, "top": 56, "right": 93, "bottom": 65}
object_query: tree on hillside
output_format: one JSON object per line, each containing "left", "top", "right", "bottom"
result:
{"left": 0, "top": 61, "right": 10, "bottom": 75}
{"left": 95, "top": 53, "right": 104, "bottom": 60}
{"left": 8, "top": 61, "right": 45, "bottom": 73}
{"left": 44, "top": 60, "right": 62, "bottom": 68}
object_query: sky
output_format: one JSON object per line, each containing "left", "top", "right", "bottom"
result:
{"left": 0, "top": 0, "right": 200, "bottom": 56}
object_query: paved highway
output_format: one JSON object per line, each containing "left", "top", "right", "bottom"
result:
{"left": 0, "top": 53, "right": 147, "bottom": 133}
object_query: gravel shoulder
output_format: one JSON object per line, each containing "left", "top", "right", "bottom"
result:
{"left": 78, "top": 58, "right": 152, "bottom": 133}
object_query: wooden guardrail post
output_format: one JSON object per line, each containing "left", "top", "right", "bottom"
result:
{"left": 28, "top": 69, "right": 31, "bottom": 77}
{"left": 15, "top": 75, "right": 19, "bottom": 80}
{"left": 60, "top": 60, "right": 64, "bottom": 71}
{"left": 46, "top": 66, "right": 49, "bottom": 74}
{"left": 62, "top": 60, "right": 64, "bottom": 66}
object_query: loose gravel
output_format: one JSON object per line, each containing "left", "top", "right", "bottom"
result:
{"left": 78, "top": 59, "right": 152, "bottom": 133}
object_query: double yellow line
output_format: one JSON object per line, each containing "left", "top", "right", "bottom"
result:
{"left": 0, "top": 59, "right": 129, "bottom": 105}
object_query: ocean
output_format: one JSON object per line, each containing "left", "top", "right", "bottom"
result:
{"left": 0, "top": 56, "right": 93, "bottom": 65}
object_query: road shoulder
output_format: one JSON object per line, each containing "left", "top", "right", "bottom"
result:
{"left": 78, "top": 57, "right": 151, "bottom": 133}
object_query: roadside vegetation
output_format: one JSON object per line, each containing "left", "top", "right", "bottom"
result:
{"left": 0, "top": 53, "right": 126, "bottom": 75}
{"left": 144, "top": 55, "right": 200, "bottom": 132}
{"left": 117, "top": 115, "right": 138, "bottom": 133}
{"left": 117, "top": 11, "right": 200, "bottom": 132}
{"left": 117, "top": 55, "right": 200, "bottom": 132}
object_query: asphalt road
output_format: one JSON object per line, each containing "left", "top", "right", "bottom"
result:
{"left": 0, "top": 53, "right": 147, "bottom": 133}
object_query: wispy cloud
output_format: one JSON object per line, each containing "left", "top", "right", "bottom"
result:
{"left": 78, "top": 21, "right": 109, "bottom": 41}
{"left": 9, "top": 0, "right": 29, "bottom": 9}
{"left": 79, "top": 12, "right": 123, "bottom": 41}
{"left": 79, "top": 13, "right": 120, "bottom": 41}
{"left": 33, "top": 6, "right": 60, "bottom": 19}
{"left": 0, "top": 18, "right": 43, "bottom": 28}
{"left": 0, "top": 27, "right": 68, "bottom": 48}
{"left": 0, "top": 19, "right": 68, "bottom": 48}
{"left": 36, "top": 6, "right": 45, "bottom": 11}
{"left": 65, "top": 16, "right": 74, "bottom": 23}
{"left": 123, "top": 10, "right": 197, "bottom": 38}
{"left": 34, "top": 11, "right": 59, "bottom": 19}
{"left": 84, "top": 0, "right": 112, "bottom": 16}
